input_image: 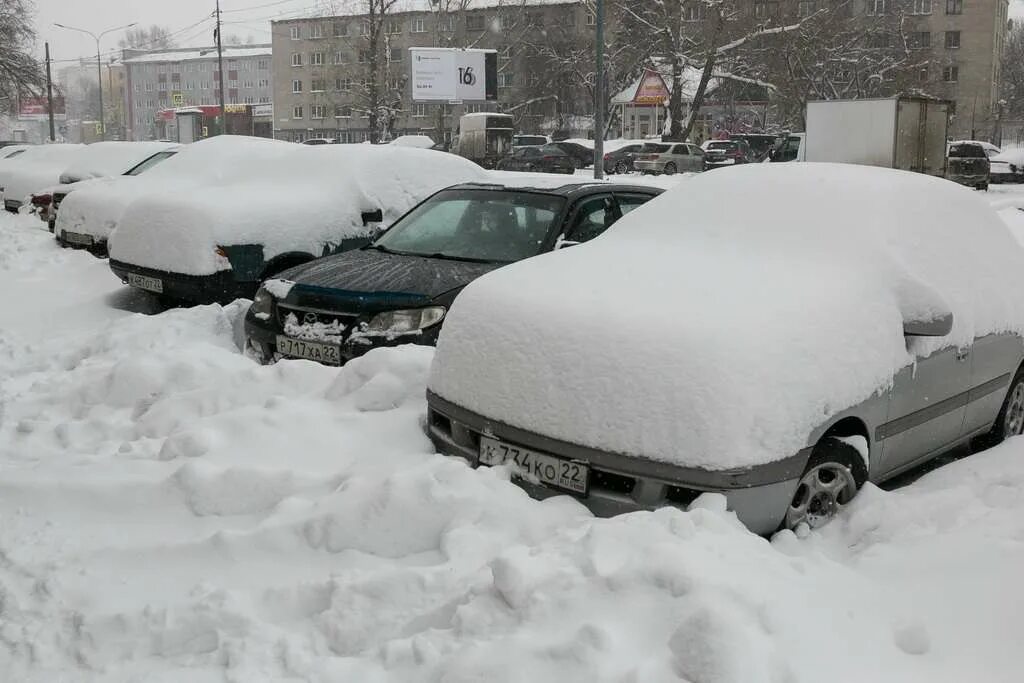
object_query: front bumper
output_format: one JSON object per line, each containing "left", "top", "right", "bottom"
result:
{"left": 4, "top": 199, "right": 22, "bottom": 213}
{"left": 56, "top": 229, "right": 108, "bottom": 257}
{"left": 947, "top": 172, "right": 989, "bottom": 187}
{"left": 426, "top": 391, "right": 808, "bottom": 535}
{"left": 110, "top": 259, "right": 254, "bottom": 304}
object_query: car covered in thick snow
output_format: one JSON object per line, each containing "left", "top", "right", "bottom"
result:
{"left": 990, "top": 148, "right": 1024, "bottom": 184}
{"left": 108, "top": 144, "right": 488, "bottom": 304}
{"left": 55, "top": 136, "right": 293, "bottom": 256}
{"left": 244, "top": 177, "right": 661, "bottom": 365}
{"left": 426, "top": 163, "right": 1024, "bottom": 535}
{"left": 0, "top": 143, "right": 85, "bottom": 212}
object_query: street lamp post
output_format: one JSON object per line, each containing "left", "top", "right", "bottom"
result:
{"left": 593, "top": 0, "right": 605, "bottom": 179}
{"left": 53, "top": 21, "right": 137, "bottom": 141}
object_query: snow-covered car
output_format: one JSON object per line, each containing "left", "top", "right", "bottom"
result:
{"left": 0, "top": 145, "right": 30, "bottom": 161}
{"left": 108, "top": 144, "right": 488, "bottom": 304}
{"left": 389, "top": 135, "right": 436, "bottom": 149}
{"left": 244, "top": 178, "right": 662, "bottom": 365}
{"left": 55, "top": 136, "right": 291, "bottom": 256}
{"left": 426, "top": 163, "right": 1024, "bottom": 535}
{"left": 30, "top": 141, "right": 179, "bottom": 234}
{"left": 0, "top": 144, "right": 85, "bottom": 212}
{"left": 990, "top": 148, "right": 1024, "bottom": 184}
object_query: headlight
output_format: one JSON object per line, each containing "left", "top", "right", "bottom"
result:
{"left": 251, "top": 286, "right": 274, "bottom": 318}
{"left": 366, "top": 307, "right": 446, "bottom": 334}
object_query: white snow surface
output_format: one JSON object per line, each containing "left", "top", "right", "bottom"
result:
{"left": 430, "top": 163, "right": 1024, "bottom": 470}
{"left": 57, "top": 140, "right": 178, "bottom": 183}
{"left": 388, "top": 134, "right": 436, "bottom": 148}
{"left": 109, "top": 143, "right": 487, "bottom": 275}
{"left": 0, "top": 143, "right": 86, "bottom": 204}
{"left": 55, "top": 135, "right": 295, "bottom": 243}
{"left": 2, "top": 208, "right": 1024, "bottom": 680}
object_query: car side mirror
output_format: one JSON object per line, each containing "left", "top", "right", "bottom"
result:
{"left": 361, "top": 209, "right": 383, "bottom": 226}
{"left": 903, "top": 312, "right": 953, "bottom": 337}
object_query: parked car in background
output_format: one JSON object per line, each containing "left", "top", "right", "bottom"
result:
{"left": 426, "top": 163, "right": 1024, "bottom": 535}
{"left": 513, "top": 134, "right": 549, "bottom": 149}
{"left": 633, "top": 142, "right": 705, "bottom": 175}
{"left": 245, "top": 177, "right": 662, "bottom": 365}
{"left": 301, "top": 138, "right": 336, "bottom": 145}
{"left": 455, "top": 113, "right": 514, "bottom": 169}
{"left": 551, "top": 141, "right": 593, "bottom": 168}
{"left": 989, "top": 148, "right": 1024, "bottom": 184}
{"left": 108, "top": 144, "right": 488, "bottom": 304}
{"left": 702, "top": 139, "right": 753, "bottom": 169}
{"left": 496, "top": 145, "right": 576, "bottom": 174}
{"left": 0, "top": 145, "right": 30, "bottom": 160}
{"left": 729, "top": 133, "right": 780, "bottom": 162}
{"left": 947, "top": 141, "right": 991, "bottom": 190}
{"left": 602, "top": 141, "right": 645, "bottom": 175}
{"left": 769, "top": 133, "right": 805, "bottom": 162}
{"left": 0, "top": 144, "right": 85, "bottom": 212}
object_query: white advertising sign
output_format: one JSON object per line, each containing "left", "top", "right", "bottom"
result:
{"left": 410, "top": 48, "right": 497, "bottom": 102}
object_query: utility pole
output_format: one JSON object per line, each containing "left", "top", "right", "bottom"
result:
{"left": 44, "top": 42, "right": 56, "bottom": 141}
{"left": 593, "top": 0, "right": 605, "bottom": 179}
{"left": 215, "top": 0, "right": 227, "bottom": 135}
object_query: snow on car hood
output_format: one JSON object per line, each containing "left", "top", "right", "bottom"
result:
{"left": 109, "top": 145, "right": 488, "bottom": 276}
{"left": 429, "top": 163, "right": 1024, "bottom": 470}
{"left": 57, "top": 140, "right": 177, "bottom": 183}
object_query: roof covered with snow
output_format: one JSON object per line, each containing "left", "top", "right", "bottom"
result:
{"left": 122, "top": 45, "right": 272, "bottom": 64}
{"left": 272, "top": 0, "right": 578, "bottom": 21}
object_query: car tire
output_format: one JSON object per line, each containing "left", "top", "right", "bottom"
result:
{"left": 664, "top": 162, "right": 678, "bottom": 176}
{"left": 615, "top": 160, "right": 628, "bottom": 174}
{"left": 973, "top": 369, "right": 1024, "bottom": 451}
{"left": 783, "top": 437, "right": 867, "bottom": 532}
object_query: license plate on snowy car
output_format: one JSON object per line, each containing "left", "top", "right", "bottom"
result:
{"left": 126, "top": 273, "right": 163, "bottom": 293}
{"left": 478, "top": 436, "right": 589, "bottom": 495}
{"left": 275, "top": 335, "right": 342, "bottom": 365}
{"left": 62, "top": 230, "right": 93, "bottom": 246}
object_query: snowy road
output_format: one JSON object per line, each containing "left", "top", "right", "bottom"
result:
{"left": 0, "top": 200, "right": 1023, "bottom": 682}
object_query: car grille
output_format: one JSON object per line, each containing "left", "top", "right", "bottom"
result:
{"left": 276, "top": 304, "right": 359, "bottom": 330}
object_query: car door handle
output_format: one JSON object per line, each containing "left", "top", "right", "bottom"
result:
{"left": 956, "top": 348, "right": 970, "bottom": 362}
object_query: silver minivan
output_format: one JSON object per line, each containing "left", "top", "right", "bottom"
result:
{"left": 633, "top": 142, "right": 705, "bottom": 175}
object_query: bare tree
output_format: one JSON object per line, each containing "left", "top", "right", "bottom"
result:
{"left": 1001, "top": 19, "right": 1024, "bottom": 120}
{"left": 118, "top": 25, "right": 177, "bottom": 51}
{"left": 0, "top": 0, "right": 46, "bottom": 108}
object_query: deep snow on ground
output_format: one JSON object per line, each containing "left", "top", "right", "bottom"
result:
{"left": 0, "top": 199, "right": 1023, "bottom": 681}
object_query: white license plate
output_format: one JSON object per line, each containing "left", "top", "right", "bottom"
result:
{"left": 126, "top": 273, "right": 163, "bottom": 293}
{"left": 479, "top": 436, "right": 588, "bottom": 494}
{"left": 275, "top": 335, "right": 342, "bottom": 365}
{"left": 62, "top": 230, "right": 93, "bottom": 246}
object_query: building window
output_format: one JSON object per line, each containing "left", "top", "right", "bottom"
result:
{"left": 310, "top": 23, "right": 324, "bottom": 39}
{"left": 585, "top": 12, "right": 596, "bottom": 26}
{"left": 466, "top": 14, "right": 486, "bottom": 31}
{"left": 942, "top": 65, "right": 959, "bottom": 81}
{"left": 908, "top": 31, "right": 931, "bottom": 48}
{"left": 866, "top": 0, "right": 887, "bottom": 15}
{"left": 919, "top": 67, "right": 929, "bottom": 82}
{"left": 333, "top": 21, "right": 348, "bottom": 37}
{"left": 797, "top": 1, "right": 816, "bottom": 17}
{"left": 332, "top": 51, "right": 346, "bottom": 65}
{"left": 945, "top": 0, "right": 962, "bottom": 13}
{"left": 387, "top": 77, "right": 401, "bottom": 91}
{"left": 244, "top": 95, "right": 254, "bottom": 104}
{"left": 945, "top": 30, "right": 961, "bottom": 48}
{"left": 358, "top": 49, "right": 369, "bottom": 63}
{"left": 292, "top": 79, "right": 302, "bottom": 93}
{"left": 336, "top": 77, "right": 352, "bottom": 91}
{"left": 291, "top": 52, "right": 303, "bottom": 67}
{"left": 438, "top": 16, "right": 455, "bottom": 32}
{"left": 310, "top": 52, "right": 324, "bottom": 66}
{"left": 293, "top": 105, "right": 303, "bottom": 118}
{"left": 386, "top": 19, "right": 402, "bottom": 34}
{"left": 412, "top": 17, "right": 426, "bottom": 33}
{"left": 311, "top": 104, "right": 327, "bottom": 119}
{"left": 360, "top": 20, "right": 370, "bottom": 35}
{"left": 257, "top": 59, "right": 269, "bottom": 70}
{"left": 335, "top": 105, "right": 352, "bottom": 118}
{"left": 258, "top": 78, "right": 269, "bottom": 87}
{"left": 388, "top": 47, "right": 402, "bottom": 62}
{"left": 498, "top": 72, "right": 514, "bottom": 88}
{"left": 311, "top": 78, "right": 326, "bottom": 92}
{"left": 259, "top": 96, "right": 270, "bottom": 103}
{"left": 911, "top": 0, "right": 932, "bottom": 14}
{"left": 413, "top": 103, "right": 427, "bottom": 117}
{"left": 500, "top": 14, "right": 516, "bottom": 30}
{"left": 290, "top": 25, "right": 300, "bottom": 40}
{"left": 754, "top": 2, "right": 780, "bottom": 19}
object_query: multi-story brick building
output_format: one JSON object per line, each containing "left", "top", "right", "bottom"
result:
{"left": 121, "top": 44, "right": 273, "bottom": 141}
{"left": 270, "top": 1, "right": 590, "bottom": 143}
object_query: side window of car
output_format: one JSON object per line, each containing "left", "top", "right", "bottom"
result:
{"left": 671, "top": 144, "right": 688, "bottom": 155}
{"left": 615, "top": 193, "right": 656, "bottom": 217}
{"left": 564, "top": 195, "right": 619, "bottom": 244}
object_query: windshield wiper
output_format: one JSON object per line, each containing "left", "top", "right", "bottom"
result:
{"left": 424, "top": 252, "right": 499, "bottom": 264}
{"left": 365, "top": 243, "right": 407, "bottom": 255}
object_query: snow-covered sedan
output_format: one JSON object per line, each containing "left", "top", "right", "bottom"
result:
{"left": 108, "top": 144, "right": 488, "bottom": 304}
{"left": 0, "top": 143, "right": 85, "bottom": 212}
{"left": 426, "top": 163, "right": 1024, "bottom": 535}
{"left": 990, "top": 148, "right": 1024, "bottom": 184}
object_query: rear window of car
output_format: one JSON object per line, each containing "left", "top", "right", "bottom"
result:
{"left": 949, "top": 144, "right": 985, "bottom": 158}
{"left": 516, "top": 136, "right": 548, "bottom": 146}
{"left": 640, "top": 143, "right": 670, "bottom": 153}
{"left": 539, "top": 145, "right": 567, "bottom": 156}
{"left": 707, "top": 141, "right": 736, "bottom": 151}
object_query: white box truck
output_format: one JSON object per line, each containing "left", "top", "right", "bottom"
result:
{"left": 804, "top": 96, "right": 950, "bottom": 176}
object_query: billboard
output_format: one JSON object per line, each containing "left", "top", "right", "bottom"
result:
{"left": 409, "top": 48, "right": 497, "bottom": 102}
{"left": 18, "top": 96, "right": 66, "bottom": 119}
{"left": 633, "top": 70, "right": 670, "bottom": 105}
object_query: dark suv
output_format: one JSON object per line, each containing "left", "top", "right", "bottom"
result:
{"left": 244, "top": 180, "right": 662, "bottom": 365}
{"left": 947, "top": 142, "right": 991, "bottom": 190}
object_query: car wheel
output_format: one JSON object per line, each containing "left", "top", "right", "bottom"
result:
{"left": 973, "top": 369, "right": 1024, "bottom": 451}
{"left": 664, "top": 162, "right": 678, "bottom": 176}
{"left": 615, "top": 160, "right": 628, "bottom": 174}
{"left": 784, "top": 437, "right": 866, "bottom": 531}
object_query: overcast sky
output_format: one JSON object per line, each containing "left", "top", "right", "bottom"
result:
{"left": 32, "top": 0, "right": 1024, "bottom": 65}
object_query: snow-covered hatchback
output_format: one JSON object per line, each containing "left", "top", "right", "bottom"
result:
{"left": 108, "top": 144, "right": 488, "bottom": 304}
{"left": 427, "top": 163, "right": 1024, "bottom": 534}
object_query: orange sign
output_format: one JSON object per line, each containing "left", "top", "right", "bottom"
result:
{"left": 634, "top": 70, "right": 670, "bottom": 105}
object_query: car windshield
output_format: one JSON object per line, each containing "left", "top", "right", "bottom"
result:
{"left": 707, "top": 142, "right": 736, "bottom": 151}
{"left": 948, "top": 144, "right": 985, "bottom": 158}
{"left": 373, "top": 188, "right": 565, "bottom": 263}
{"left": 124, "top": 151, "right": 178, "bottom": 176}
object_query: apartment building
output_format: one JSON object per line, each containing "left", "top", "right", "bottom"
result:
{"left": 270, "top": 1, "right": 590, "bottom": 143}
{"left": 121, "top": 44, "right": 273, "bottom": 141}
